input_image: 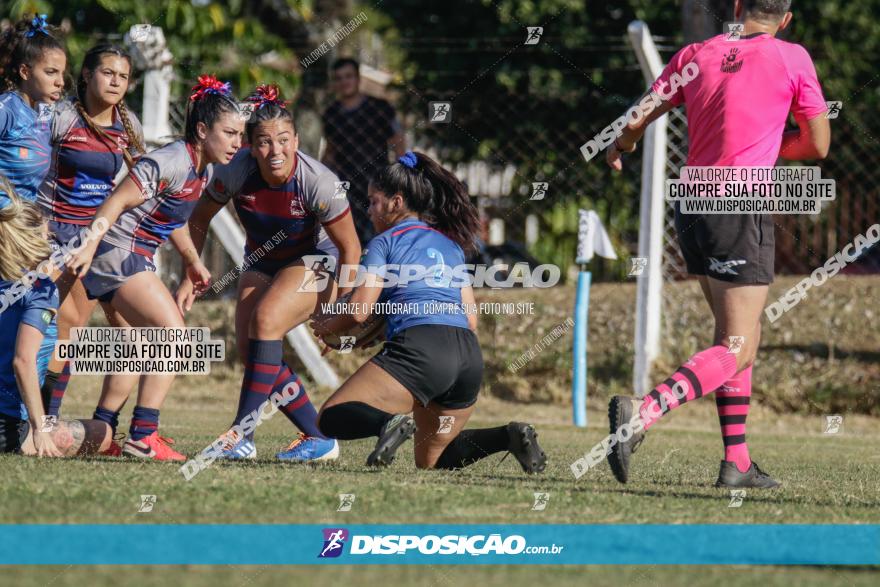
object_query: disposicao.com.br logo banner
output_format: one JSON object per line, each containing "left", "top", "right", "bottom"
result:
{"left": 318, "top": 527, "right": 563, "bottom": 560}
{"left": 0, "top": 524, "right": 877, "bottom": 565}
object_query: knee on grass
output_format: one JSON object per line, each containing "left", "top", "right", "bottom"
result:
{"left": 415, "top": 453, "right": 442, "bottom": 470}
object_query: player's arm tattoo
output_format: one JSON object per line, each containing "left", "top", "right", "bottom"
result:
{"left": 58, "top": 419, "right": 86, "bottom": 456}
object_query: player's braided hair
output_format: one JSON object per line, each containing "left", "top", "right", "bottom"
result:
{"left": 244, "top": 83, "right": 294, "bottom": 142}
{"left": 0, "top": 174, "right": 51, "bottom": 280}
{"left": 0, "top": 14, "right": 65, "bottom": 92}
{"left": 185, "top": 74, "right": 239, "bottom": 144}
{"left": 371, "top": 151, "right": 480, "bottom": 253}
{"left": 75, "top": 44, "right": 144, "bottom": 169}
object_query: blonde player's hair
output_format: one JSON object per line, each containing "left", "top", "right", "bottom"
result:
{"left": 0, "top": 175, "right": 51, "bottom": 281}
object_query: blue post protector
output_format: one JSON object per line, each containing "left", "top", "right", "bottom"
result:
{"left": 572, "top": 269, "right": 591, "bottom": 427}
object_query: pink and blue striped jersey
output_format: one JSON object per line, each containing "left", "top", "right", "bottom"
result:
{"left": 0, "top": 91, "right": 54, "bottom": 206}
{"left": 102, "top": 140, "right": 211, "bottom": 257}
{"left": 206, "top": 148, "right": 350, "bottom": 261}
{"left": 38, "top": 98, "right": 144, "bottom": 224}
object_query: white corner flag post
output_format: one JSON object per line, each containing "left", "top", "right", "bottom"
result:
{"left": 573, "top": 210, "right": 618, "bottom": 427}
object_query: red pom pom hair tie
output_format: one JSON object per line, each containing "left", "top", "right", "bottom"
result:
{"left": 247, "top": 84, "right": 288, "bottom": 109}
{"left": 189, "top": 75, "right": 233, "bottom": 102}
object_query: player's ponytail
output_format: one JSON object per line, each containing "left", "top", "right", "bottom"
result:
{"left": 185, "top": 74, "right": 239, "bottom": 144}
{"left": 0, "top": 174, "right": 51, "bottom": 280}
{"left": 0, "top": 14, "right": 64, "bottom": 92}
{"left": 371, "top": 151, "right": 480, "bottom": 252}
{"left": 74, "top": 44, "right": 144, "bottom": 168}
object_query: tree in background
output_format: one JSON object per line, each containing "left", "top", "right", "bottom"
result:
{"left": 373, "top": 0, "right": 879, "bottom": 279}
{"left": 2, "top": 1, "right": 876, "bottom": 277}
{"left": 1, "top": 0, "right": 361, "bottom": 147}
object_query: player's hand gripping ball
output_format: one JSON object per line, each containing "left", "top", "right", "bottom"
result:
{"left": 316, "top": 291, "right": 386, "bottom": 351}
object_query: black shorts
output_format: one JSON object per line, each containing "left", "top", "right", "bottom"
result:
{"left": 371, "top": 324, "right": 483, "bottom": 409}
{"left": 0, "top": 414, "right": 29, "bottom": 454}
{"left": 674, "top": 204, "right": 775, "bottom": 284}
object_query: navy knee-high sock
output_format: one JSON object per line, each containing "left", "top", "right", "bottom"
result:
{"left": 272, "top": 362, "right": 326, "bottom": 438}
{"left": 93, "top": 406, "right": 120, "bottom": 434}
{"left": 234, "top": 339, "right": 283, "bottom": 439}
{"left": 47, "top": 363, "right": 71, "bottom": 417}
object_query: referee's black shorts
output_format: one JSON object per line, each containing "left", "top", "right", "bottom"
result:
{"left": 674, "top": 203, "right": 775, "bottom": 284}
{"left": 371, "top": 324, "right": 483, "bottom": 409}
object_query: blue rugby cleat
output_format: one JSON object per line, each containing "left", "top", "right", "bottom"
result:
{"left": 276, "top": 433, "right": 339, "bottom": 462}
{"left": 215, "top": 429, "right": 257, "bottom": 460}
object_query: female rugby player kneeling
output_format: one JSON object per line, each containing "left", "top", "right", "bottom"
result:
{"left": 312, "top": 151, "right": 546, "bottom": 474}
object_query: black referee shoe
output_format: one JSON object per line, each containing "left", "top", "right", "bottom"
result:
{"left": 366, "top": 414, "right": 415, "bottom": 468}
{"left": 607, "top": 396, "right": 647, "bottom": 484}
{"left": 715, "top": 460, "right": 781, "bottom": 489}
{"left": 506, "top": 422, "right": 547, "bottom": 474}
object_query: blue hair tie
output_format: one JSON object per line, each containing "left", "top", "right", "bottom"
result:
{"left": 398, "top": 151, "right": 418, "bottom": 169}
{"left": 26, "top": 14, "right": 49, "bottom": 38}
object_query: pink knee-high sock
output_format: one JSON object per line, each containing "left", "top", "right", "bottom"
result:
{"left": 715, "top": 365, "right": 752, "bottom": 473}
{"left": 639, "top": 345, "right": 739, "bottom": 429}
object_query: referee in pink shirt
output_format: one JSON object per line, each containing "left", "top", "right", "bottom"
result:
{"left": 604, "top": 0, "right": 830, "bottom": 488}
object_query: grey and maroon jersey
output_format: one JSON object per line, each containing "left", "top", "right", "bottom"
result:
{"left": 206, "top": 148, "right": 350, "bottom": 261}
{"left": 102, "top": 140, "right": 211, "bottom": 257}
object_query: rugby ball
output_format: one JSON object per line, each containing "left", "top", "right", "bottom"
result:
{"left": 320, "top": 291, "right": 386, "bottom": 350}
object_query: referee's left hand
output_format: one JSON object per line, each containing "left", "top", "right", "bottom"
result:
{"left": 606, "top": 138, "right": 636, "bottom": 172}
{"left": 606, "top": 144, "right": 625, "bottom": 171}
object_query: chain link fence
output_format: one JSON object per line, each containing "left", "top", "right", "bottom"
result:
{"left": 664, "top": 103, "right": 880, "bottom": 280}
{"left": 152, "top": 38, "right": 879, "bottom": 290}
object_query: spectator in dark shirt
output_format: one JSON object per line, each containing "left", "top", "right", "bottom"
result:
{"left": 322, "top": 58, "right": 406, "bottom": 244}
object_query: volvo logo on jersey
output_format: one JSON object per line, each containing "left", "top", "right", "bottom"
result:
{"left": 73, "top": 172, "right": 112, "bottom": 200}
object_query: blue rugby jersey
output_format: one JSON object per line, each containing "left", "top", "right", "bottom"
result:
{"left": 101, "top": 140, "right": 210, "bottom": 257}
{"left": 362, "top": 218, "right": 470, "bottom": 338}
{"left": 207, "top": 148, "right": 350, "bottom": 260}
{"left": 0, "top": 277, "right": 58, "bottom": 420}
{"left": 0, "top": 91, "right": 53, "bottom": 206}
{"left": 38, "top": 98, "right": 144, "bottom": 224}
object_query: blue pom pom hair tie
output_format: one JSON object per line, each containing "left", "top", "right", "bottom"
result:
{"left": 26, "top": 14, "right": 49, "bottom": 38}
{"left": 398, "top": 151, "right": 418, "bottom": 169}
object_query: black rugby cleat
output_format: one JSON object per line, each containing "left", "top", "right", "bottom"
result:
{"left": 366, "top": 414, "right": 416, "bottom": 467}
{"left": 505, "top": 422, "right": 547, "bottom": 474}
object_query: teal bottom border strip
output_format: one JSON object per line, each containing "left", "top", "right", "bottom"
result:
{"left": 1, "top": 524, "right": 878, "bottom": 565}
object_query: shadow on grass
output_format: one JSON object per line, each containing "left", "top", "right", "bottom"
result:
{"left": 762, "top": 343, "right": 880, "bottom": 363}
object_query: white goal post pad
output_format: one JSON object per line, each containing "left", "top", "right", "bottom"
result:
{"left": 628, "top": 20, "right": 668, "bottom": 397}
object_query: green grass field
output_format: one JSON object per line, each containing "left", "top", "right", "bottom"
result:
{"left": 3, "top": 564, "right": 880, "bottom": 587}
{"left": 2, "top": 380, "right": 878, "bottom": 585}
{"left": 2, "top": 388, "right": 878, "bottom": 526}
